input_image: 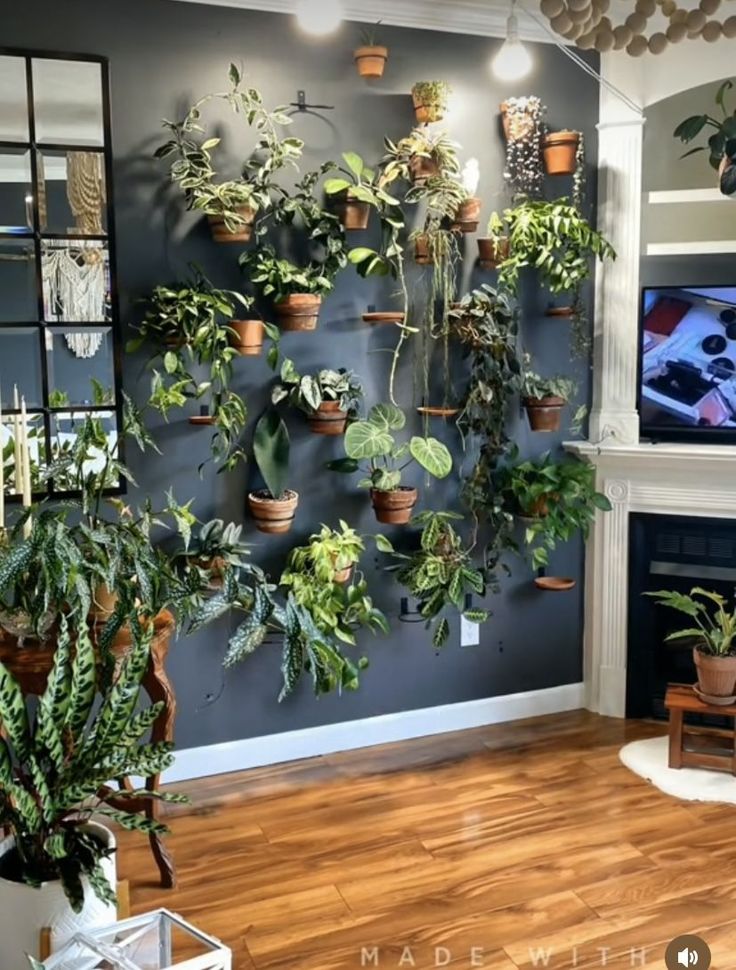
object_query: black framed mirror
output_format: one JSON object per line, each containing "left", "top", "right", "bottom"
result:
{"left": 0, "top": 48, "right": 123, "bottom": 499}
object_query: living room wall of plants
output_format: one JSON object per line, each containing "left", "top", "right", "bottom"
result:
{"left": 1, "top": 0, "right": 611, "bottom": 750}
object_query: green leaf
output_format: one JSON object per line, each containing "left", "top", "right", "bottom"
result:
{"left": 324, "top": 177, "right": 352, "bottom": 195}
{"left": 345, "top": 421, "right": 393, "bottom": 461}
{"left": 163, "top": 350, "right": 179, "bottom": 375}
{"left": 342, "top": 151, "right": 364, "bottom": 178}
{"left": 433, "top": 617, "right": 450, "bottom": 648}
{"left": 368, "top": 403, "right": 405, "bottom": 430}
{"left": 326, "top": 457, "right": 360, "bottom": 474}
{"left": 348, "top": 247, "right": 377, "bottom": 265}
{"left": 409, "top": 437, "right": 453, "bottom": 479}
{"left": 253, "top": 410, "right": 290, "bottom": 498}
{"left": 374, "top": 534, "right": 395, "bottom": 553}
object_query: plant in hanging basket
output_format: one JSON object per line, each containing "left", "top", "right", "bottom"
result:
{"left": 327, "top": 403, "right": 452, "bottom": 525}
{"left": 494, "top": 451, "right": 611, "bottom": 570}
{"left": 249, "top": 410, "right": 299, "bottom": 534}
{"left": 521, "top": 370, "right": 577, "bottom": 433}
{"left": 411, "top": 80, "right": 451, "bottom": 124}
{"left": 542, "top": 129, "right": 581, "bottom": 176}
{"left": 354, "top": 21, "right": 389, "bottom": 79}
{"left": 383, "top": 510, "right": 488, "bottom": 648}
{"left": 324, "top": 151, "right": 400, "bottom": 231}
{"left": 645, "top": 586, "right": 736, "bottom": 701}
{"left": 272, "top": 357, "right": 364, "bottom": 435}
{"left": 500, "top": 95, "right": 546, "bottom": 198}
{"left": 674, "top": 79, "right": 736, "bottom": 198}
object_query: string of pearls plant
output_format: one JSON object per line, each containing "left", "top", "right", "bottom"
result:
{"left": 541, "top": 0, "right": 736, "bottom": 55}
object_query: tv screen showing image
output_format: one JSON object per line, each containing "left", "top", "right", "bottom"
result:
{"left": 640, "top": 286, "right": 736, "bottom": 440}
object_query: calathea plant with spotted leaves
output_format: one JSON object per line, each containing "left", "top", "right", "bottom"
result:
{"left": 0, "top": 616, "right": 183, "bottom": 913}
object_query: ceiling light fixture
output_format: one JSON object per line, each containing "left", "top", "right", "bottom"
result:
{"left": 295, "top": 0, "right": 343, "bottom": 36}
{"left": 492, "top": 1, "right": 533, "bottom": 81}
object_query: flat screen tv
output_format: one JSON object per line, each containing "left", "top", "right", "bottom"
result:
{"left": 639, "top": 285, "right": 736, "bottom": 443}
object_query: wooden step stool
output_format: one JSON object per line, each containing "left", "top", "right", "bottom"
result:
{"left": 665, "top": 684, "right": 736, "bottom": 775}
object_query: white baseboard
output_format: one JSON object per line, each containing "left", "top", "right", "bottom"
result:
{"left": 166, "top": 682, "right": 585, "bottom": 783}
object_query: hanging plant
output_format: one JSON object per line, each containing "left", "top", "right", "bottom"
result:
{"left": 500, "top": 96, "right": 546, "bottom": 198}
{"left": 271, "top": 358, "right": 364, "bottom": 435}
{"left": 411, "top": 81, "right": 451, "bottom": 124}
{"left": 542, "top": 129, "right": 581, "bottom": 176}
{"left": 521, "top": 371, "right": 577, "bottom": 433}
{"left": 354, "top": 22, "right": 389, "bottom": 79}
{"left": 382, "top": 128, "right": 461, "bottom": 187}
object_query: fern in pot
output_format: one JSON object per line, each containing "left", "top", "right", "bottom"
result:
{"left": 0, "top": 617, "right": 180, "bottom": 967}
{"left": 272, "top": 358, "right": 363, "bottom": 436}
{"left": 645, "top": 587, "right": 736, "bottom": 703}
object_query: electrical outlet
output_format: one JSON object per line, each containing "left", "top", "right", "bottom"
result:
{"left": 460, "top": 614, "right": 481, "bottom": 647}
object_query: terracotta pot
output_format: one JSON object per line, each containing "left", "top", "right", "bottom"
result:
{"left": 187, "top": 554, "right": 227, "bottom": 588}
{"left": 546, "top": 305, "right": 575, "bottom": 318}
{"left": 500, "top": 101, "right": 536, "bottom": 142}
{"left": 248, "top": 490, "right": 299, "bottom": 535}
{"left": 693, "top": 649, "right": 736, "bottom": 700}
{"left": 524, "top": 395, "right": 565, "bottom": 432}
{"left": 91, "top": 583, "right": 118, "bottom": 622}
{"left": 370, "top": 487, "right": 418, "bottom": 525}
{"left": 333, "top": 191, "right": 371, "bottom": 230}
{"left": 542, "top": 131, "right": 580, "bottom": 176}
{"left": 207, "top": 204, "right": 257, "bottom": 243}
{"left": 274, "top": 294, "right": 322, "bottom": 332}
{"left": 333, "top": 565, "right": 353, "bottom": 584}
{"left": 451, "top": 197, "right": 482, "bottom": 233}
{"left": 525, "top": 496, "right": 551, "bottom": 519}
{"left": 412, "top": 90, "right": 447, "bottom": 124}
{"left": 354, "top": 45, "right": 388, "bottom": 79}
{"left": 189, "top": 414, "right": 216, "bottom": 426}
{"left": 230, "top": 319, "right": 264, "bottom": 356}
{"left": 409, "top": 154, "right": 439, "bottom": 185}
{"left": 307, "top": 400, "right": 348, "bottom": 436}
{"left": 477, "top": 236, "right": 509, "bottom": 268}
{"left": 362, "top": 311, "right": 406, "bottom": 325}
{"left": 414, "top": 235, "right": 434, "bottom": 265}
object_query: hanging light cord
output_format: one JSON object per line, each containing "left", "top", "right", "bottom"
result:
{"left": 518, "top": 2, "right": 644, "bottom": 117}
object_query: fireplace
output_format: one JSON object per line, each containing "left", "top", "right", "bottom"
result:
{"left": 627, "top": 513, "right": 736, "bottom": 719}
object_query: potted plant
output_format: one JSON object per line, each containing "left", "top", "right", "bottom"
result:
{"left": 272, "top": 358, "right": 363, "bottom": 435}
{"left": 542, "top": 129, "right": 581, "bottom": 176}
{"left": 411, "top": 81, "right": 451, "bottom": 124}
{"left": 451, "top": 158, "right": 481, "bottom": 233}
{"left": 229, "top": 298, "right": 278, "bottom": 358}
{"left": 0, "top": 616, "right": 178, "bottom": 968}
{"left": 128, "top": 275, "right": 262, "bottom": 469}
{"left": 324, "top": 152, "right": 400, "bottom": 231}
{"left": 495, "top": 452, "right": 612, "bottom": 570}
{"left": 382, "top": 128, "right": 461, "bottom": 187}
{"left": 521, "top": 371, "right": 577, "bottom": 432}
{"left": 354, "top": 22, "right": 388, "bottom": 79}
{"left": 242, "top": 246, "right": 332, "bottom": 331}
{"left": 674, "top": 79, "right": 736, "bottom": 197}
{"left": 248, "top": 409, "right": 298, "bottom": 534}
{"left": 383, "top": 511, "right": 488, "bottom": 647}
{"left": 327, "top": 403, "right": 452, "bottom": 525}
{"left": 500, "top": 96, "right": 546, "bottom": 198}
{"left": 155, "top": 66, "right": 303, "bottom": 242}
{"left": 645, "top": 587, "right": 736, "bottom": 702}
{"left": 477, "top": 212, "right": 510, "bottom": 269}
{"left": 182, "top": 518, "right": 251, "bottom": 587}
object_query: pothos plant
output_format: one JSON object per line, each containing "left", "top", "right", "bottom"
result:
{"left": 489, "top": 197, "right": 615, "bottom": 357}
{"left": 384, "top": 511, "right": 488, "bottom": 648}
{"left": 155, "top": 63, "right": 304, "bottom": 233}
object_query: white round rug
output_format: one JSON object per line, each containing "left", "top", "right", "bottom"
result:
{"left": 620, "top": 736, "right": 736, "bottom": 804}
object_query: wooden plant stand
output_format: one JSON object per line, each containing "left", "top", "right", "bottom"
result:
{"left": 0, "top": 610, "right": 177, "bottom": 888}
{"left": 665, "top": 683, "right": 736, "bottom": 775}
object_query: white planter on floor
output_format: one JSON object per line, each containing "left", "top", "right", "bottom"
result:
{"left": 0, "top": 821, "right": 117, "bottom": 967}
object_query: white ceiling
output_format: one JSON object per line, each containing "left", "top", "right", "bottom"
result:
{"left": 166, "top": 0, "right": 559, "bottom": 43}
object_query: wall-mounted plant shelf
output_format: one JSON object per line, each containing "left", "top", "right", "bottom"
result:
{"left": 646, "top": 240, "right": 736, "bottom": 256}
{"left": 647, "top": 188, "right": 728, "bottom": 205}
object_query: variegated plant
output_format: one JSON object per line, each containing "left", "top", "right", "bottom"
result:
{"left": 0, "top": 615, "right": 183, "bottom": 913}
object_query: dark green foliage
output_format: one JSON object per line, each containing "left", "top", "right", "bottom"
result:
{"left": 674, "top": 79, "right": 736, "bottom": 179}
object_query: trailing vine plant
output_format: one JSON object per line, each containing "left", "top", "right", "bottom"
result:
{"left": 501, "top": 96, "right": 545, "bottom": 198}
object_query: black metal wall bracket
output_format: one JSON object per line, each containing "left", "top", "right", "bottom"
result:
{"left": 290, "top": 89, "right": 335, "bottom": 112}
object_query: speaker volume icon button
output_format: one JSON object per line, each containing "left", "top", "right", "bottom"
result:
{"left": 665, "top": 935, "right": 711, "bottom": 970}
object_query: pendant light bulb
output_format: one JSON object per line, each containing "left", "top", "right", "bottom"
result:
{"left": 295, "top": 0, "right": 343, "bottom": 35}
{"left": 492, "top": 8, "right": 533, "bottom": 81}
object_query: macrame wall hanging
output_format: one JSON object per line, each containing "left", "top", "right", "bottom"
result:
{"left": 42, "top": 246, "right": 107, "bottom": 359}
{"left": 66, "top": 151, "right": 106, "bottom": 236}
{"left": 541, "top": 0, "right": 736, "bottom": 55}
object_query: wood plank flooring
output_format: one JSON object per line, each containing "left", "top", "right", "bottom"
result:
{"left": 116, "top": 711, "right": 736, "bottom": 970}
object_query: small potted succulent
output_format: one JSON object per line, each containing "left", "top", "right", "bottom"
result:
{"left": 645, "top": 587, "right": 736, "bottom": 703}
{"left": 328, "top": 403, "right": 452, "bottom": 525}
{"left": 477, "top": 212, "right": 510, "bottom": 269}
{"left": 521, "top": 371, "right": 577, "bottom": 432}
{"left": 272, "top": 358, "right": 363, "bottom": 435}
{"left": 248, "top": 410, "right": 298, "bottom": 534}
{"left": 451, "top": 158, "right": 481, "bottom": 233}
{"left": 242, "top": 246, "right": 334, "bottom": 332}
{"left": 542, "top": 129, "right": 581, "bottom": 176}
{"left": 411, "top": 81, "right": 451, "bottom": 125}
{"left": 354, "top": 22, "right": 388, "bottom": 79}
{"left": 324, "top": 152, "right": 400, "bottom": 231}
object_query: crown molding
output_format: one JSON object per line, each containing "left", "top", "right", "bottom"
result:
{"left": 167, "top": 0, "right": 559, "bottom": 44}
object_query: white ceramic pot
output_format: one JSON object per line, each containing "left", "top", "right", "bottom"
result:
{"left": 0, "top": 821, "right": 117, "bottom": 966}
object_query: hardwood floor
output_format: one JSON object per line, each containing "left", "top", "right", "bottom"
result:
{"left": 117, "top": 711, "right": 736, "bottom": 969}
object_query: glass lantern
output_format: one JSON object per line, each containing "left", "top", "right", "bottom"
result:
{"left": 40, "top": 909, "right": 232, "bottom": 970}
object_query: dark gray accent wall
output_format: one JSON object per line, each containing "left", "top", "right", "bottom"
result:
{"left": 4, "top": 0, "right": 600, "bottom": 751}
